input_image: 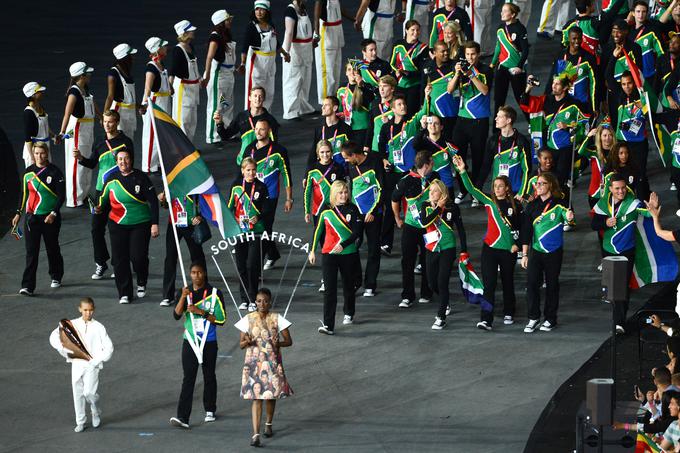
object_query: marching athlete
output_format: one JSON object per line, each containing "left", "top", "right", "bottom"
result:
{"left": 305, "top": 141, "right": 346, "bottom": 229}
{"left": 22, "top": 82, "right": 52, "bottom": 168}
{"left": 314, "top": 0, "right": 350, "bottom": 104}
{"left": 341, "top": 142, "right": 384, "bottom": 296}
{"left": 215, "top": 86, "right": 280, "bottom": 165}
{"left": 140, "top": 37, "right": 172, "bottom": 173}
{"left": 13, "top": 143, "right": 65, "bottom": 296}
{"left": 476, "top": 106, "right": 531, "bottom": 201}
{"left": 158, "top": 191, "right": 206, "bottom": 308}
{"left": 391, "top": 150, "right": 435, "bottom": 308}
{"left": 391, "top": 20, "right": 429, "bottom": 116}
{"left": 306, "top": 96, "right": 353, "bottom": 169}
{"left": 454, "top": 155, "right": 523, "bottom": 330}
{"left": 73, "top": 110, "right": 134, "bottom": 280}
{"left": 170, "top": 19, "right": 201, "bottom": 140}
{"left": 49, "top": 298, "right": 114, "bottom": 432}
{"left": 450, "top": 41, "right": 492, "bottom": 205}
{"left": 104, "top": 44, "right": 137, "bottom": 138}
{"left": 240, "top": 1, "right": 290, "bottom": 111}
{"left": 282, "top": 0, "right": 316, "bottom": 120}
{"left": 491, "top": 3, "right": 531, "bottom": 119}
{"left": 413, "top": 114, "right": 458, "bottom": 192}
{"left": 520, "top": 172, "right": 574, "bottom": 333}
{"left": 244, "top": 119, "right": 293, "bottom": 270}
{"left": 59, "top": 61, "right": 100, "bottom": 208}
{"left": 310, "top": 180, "right": 364, "bottom": 334}
{"left": 419, "top": 179, "right": 467, "bottom": 330}
{"left": 537, "top": 0, "right": 571, "bottom": 39}
{"left": 228, "top": 158, "right": 271, "bottom": 311}
{"left": 591, "top": 173, "right": 650, "bottom": 334}
{"left": 204, "top": 9, "right": 237, "bottom": 145}
{"left": 96, "top": 147, "right": 159, "bottom": 304}
{"left": 578, "top": 120, "right": 614, "bottom": 208}
{"left": 337, "top": 61, "right": 375, "bottom": 147}
{"left": 170, "top": 262, "right": 226, "bottom": 429}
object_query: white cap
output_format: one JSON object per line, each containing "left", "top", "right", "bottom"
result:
{"left": 174, "top": 19, "right": 197, "bottom": 37}
{"left": 211, "top": 9, "right": 232, "bottom": 25}
{"left": 22, "top": 82, "right": 46, "bottom": 98}
{"left": 254, "top": 0, "right": 270, "bottom": 10}
{"left": 113, "top": 43, "right": 138, "bottom": 60}
{"left": 145, "top": 37, "right": 169, "bottom": 54}
{"left": 69, "top": 61, "right": 94, "bottom": 77}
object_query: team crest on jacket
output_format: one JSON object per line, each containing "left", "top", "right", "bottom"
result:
{"left": 46, "top": 176, "right": 52, "bottom": 184}
{"left": 550, "top": 213, "right": 556, "bottom": 220}
{"left": 565, "top": 112, "right": 571, "bottom": 119}
{"left": 511, "top": 33, "right": 516, "bottom": 40}
{"left": 446, "top": 212, "right": 452, "bottom": 220}
{"left": 376, "top": 70, "right": 382, "bottom": 77}
{"left": 254, "top": 191, "right": 260, "bottom": 200}
{"left": 135, "top": 185, "right": 140, "bottom": 194}
{"left": 508, "top": 208, "right": 513, "bottom": 215}
{"left": 269, "top": 160, "right": 275, "bottom": 167}
{"left": 331, "top": 174, "right": 337, "bottom": 181}
{"left": 346, "top": 214, "right": 351, "bottom": 221}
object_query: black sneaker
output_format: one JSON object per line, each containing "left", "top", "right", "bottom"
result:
{"left": 91, "top": 263, "right": 108, "bottom": 280}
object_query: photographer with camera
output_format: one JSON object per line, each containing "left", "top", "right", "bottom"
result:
{"left": 520, "top": 73, "right": 588, "bottom": 192}
{"left": 449, "top": 41, "right": 492, "bottom": 206}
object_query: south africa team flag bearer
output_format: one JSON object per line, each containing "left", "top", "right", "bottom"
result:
{"left": 147, "top": 100, "right": 239, "bottom": 362}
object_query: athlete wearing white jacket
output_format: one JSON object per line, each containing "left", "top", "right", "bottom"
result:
{"left": 282, "top": 0, "right": 316, "bottom": 119}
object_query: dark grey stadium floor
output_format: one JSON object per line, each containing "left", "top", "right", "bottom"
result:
{"left": 0, "top": 1, "right": 677, "bottom": 452}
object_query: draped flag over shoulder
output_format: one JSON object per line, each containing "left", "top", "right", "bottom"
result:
{"left": 147, "top": 102, "right": 240, "bottom": 240}
{"left": 622, "top": 49, "right": 663, "bottom": 161}
{"left": 458, "top": 253, "right": 493, "bottom": 312}
{"left": 630, "top": 216, "right": 678, "bottom": 289}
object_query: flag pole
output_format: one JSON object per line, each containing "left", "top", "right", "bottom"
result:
{"left": 148, "top": 100, "right": 203, "bottom": 364}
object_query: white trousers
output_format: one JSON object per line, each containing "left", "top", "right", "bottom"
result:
{"left": 141, "top": 94, "right": 171, "bottom": 173}
{"left": 72, "top": 363, "right": 100, "bottom": 426}
{"left": 172, "top": 79, "right": 199, "bottom": 141}
{"left": 471, "top": 0, "right": 495, "bottom": 56}
{"left": 314, "top": 40, "right": 342, "bottom": 104}
{"left": 206, "top": 64, "right": 235, "bottom": 144}
{"left": 282, "top": 42, "right": 315, "bottom": 119}
{"left": 245, "top": 49, "right": 276, "bottom": 111}
{"left": 64, "top": 119, "right": 94, "bottom": 207}
{"left": 537, "top": 0, "right": 570, "bottom": 34}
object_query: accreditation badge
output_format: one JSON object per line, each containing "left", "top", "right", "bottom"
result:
{"left": 135, "top": 185, "right": 140, "bottom": 194}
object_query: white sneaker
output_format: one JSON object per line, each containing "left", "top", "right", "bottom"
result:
{"left": 363, "top": 288, "right": 375, "bottom": 297}
{"left": 524, "top": 319, "right": 540, "bottom": 333}
{"left": 110, "top": 272, "right": 115, "bottom": 279}
{"left": 503, "top": 316, "right": 514, "bottom": 325}
{"left": 414, "top": 264, "right": 422, "bottom": 274}
{"left": 676, "top": 209, "right": 680, "bottom": 218}
{"left": 92, "top": 412, "right": 101, "bottom": 428}
{"left": 119, "top": 296, "right": 130, "bottom": 304}
{"left": 248, "top": 303, "right": 257, "bottom": 312}
{"left": 445, "top": 305, "right": 451, "bottom": 316}
{"left": 91, "top": 263, "right": 107, "bottom": 280}
{"left": 19, "top": 288, "right": 33, "bottom": 296}
{"left": 597, "top": 263, "right": 602, "bottom": 272}
{"left": 432, "top": 317, "right": 446, "bottom": 330}
{"left": 380, "top": 245, "right": 392, "bottom": 256}
{"left": 343, "top": 315, "right": 353, "bottom": 325}
{"left": 471, "top": 199, "right": 480, "bottom": 208}
{"left": 399, "top": 299, "right": 412, "bottom": 308}
{"left": 616, "top": 325, "right": 625, "bottom": 335}
{"left": 74, "top": 424, "right": 85, "bottom": 433}
{"left": 238, "top": 302, "right": 248, "bottom": 310}
{"left": 263, "top": 259, "right": 275, "bottom": 270}
{"left": 169, "top": 417, "right": 190, "bottom": 429}
{"left": 137, "top": 286, "right": 146, "bottom": 298}
{"left": 318, "top": 282, "right": 325, "bottom": 292}
{"left": 563, "top": 223, "right": 573, "bottom": 232}
{"left": 318, "top": 325, "right": 334, "bottom": 335}
{"left": 50, "top": 280, "right": 61, "bottom": 288}
{"left": 454, "top": 193, "right": 465, "bottom": 205}
{"left": 672, "top": 183, "right": 677, "bottom": 191}
{"left": 539, "top": 320, "right": 555, "bottom": 332}
{"left": 418, "top": 297, "right": 431, "bottom": 304}
{"left": 204, "top": 411, "right": 216, "bottom": 423}
{"left": 160, "top": 299, "right": 173, "bottom": 307}
{"left": 476, "top": 321, "right": 492, "bottom": 331}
